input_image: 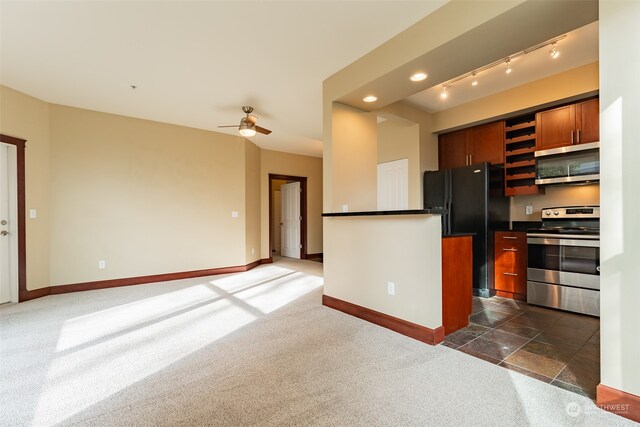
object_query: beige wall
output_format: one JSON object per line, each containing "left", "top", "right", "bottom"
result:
{"left": 1, "top": 86, "right": 278, "bottom": 289}
{"left": 48, "top": 104, "right": 253, "bottom": 285}
{"left": 377, "top": 117, "right": 420, "bottom": 209}
{"left": 331, "top": 103, "right": 377, "bottom": 212}
{"left": 0, "top": 86, "right": 51, "bottom": 290}
{"left": 510, "top": 185, "right": 600, "bottom": 221}
{"left": 324, "top": 215, "right": 442, "bottom": 329}
{"left": 431, "top": 62, "right": 599, "bottom": 133}
{"left": 244, "top": 140, "right": 261, "bottom": 264}
{"left": 260, "top": 149, "right": 323, "bottom": 258}
{"left": 381, "top": 102, "right": 438, "bottom": 173}
{"left": 600, "top": 0, "right": 640, "bottom": 398}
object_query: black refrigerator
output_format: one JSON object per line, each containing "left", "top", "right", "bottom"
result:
{"left": 424, "top": 163, "right": 509, "bottom": 297}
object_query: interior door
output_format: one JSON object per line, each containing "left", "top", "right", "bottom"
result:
{"left": 0, "top": 143, "right": 17, "bottom": 303}
{"left": 377, "top": 158, "right": 408, "bottom": 210}
{"left": 281, "top": 182, "right": 301, "bottom": 259}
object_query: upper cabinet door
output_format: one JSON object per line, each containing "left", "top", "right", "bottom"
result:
{"left": 576, "top": 98, "right": 600, "bottom": 144}
{"left": 536, "top": 104, "right": 576, "bottom": 150}
{"left": 469, "top": 121, "right": 504, "bottom": 165}
{"left": 438, "top": 129, "right": 468, "bottom": 170}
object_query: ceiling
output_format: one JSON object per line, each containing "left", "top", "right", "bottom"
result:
{"left": 0, "top": 0, "right": 447, "bottom": 158}
{"left": 404, "top": 22, "right": 599, "bottom": 113}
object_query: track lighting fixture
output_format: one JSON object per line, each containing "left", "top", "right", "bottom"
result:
{"left": 434, "top": 34, "right": 566, "bottom": 102}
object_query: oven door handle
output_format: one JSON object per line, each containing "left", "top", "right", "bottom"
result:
{"left": 527, "top": 237, "right": 600, "bottom": 248}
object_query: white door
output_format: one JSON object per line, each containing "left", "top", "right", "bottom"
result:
{"left": 377, "top": 158, "right": 409, "bottom": 210}
{"left": 280, "top": 182, "right": 301, "bottom": 259}
{"left": 0, "top": 143, "right": 18, "bottom": 304}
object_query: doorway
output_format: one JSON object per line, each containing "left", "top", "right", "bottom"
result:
{"left": 0, "top": 134, "right": 25, "bottom": 303}
{"left": 268, "top": 174, "right": 307, "bottom": 260}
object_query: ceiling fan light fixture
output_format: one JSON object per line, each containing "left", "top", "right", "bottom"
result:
{"left": 239, "top": 122, "right": 256, "bottom": 137}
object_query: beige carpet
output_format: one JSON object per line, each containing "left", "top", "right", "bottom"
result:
{"left": 0, "top": 258, "right": 633, "bottom": 426}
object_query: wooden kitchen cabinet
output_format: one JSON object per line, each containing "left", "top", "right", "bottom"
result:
{"left": 469, "top": 121, "right": 504, "bottom": 165}
{"left": 442, "top": 235, "right": 473, "bottom": 335}
{"left": 438, "top": 121, "right": 504, "bottom": 170}
{"left": 536, "top": 98, "right": 599, "bottom": 150}
{"left": 494, "top": 231, "right": 527, "bottom": 301}
{"left": 438, "top": 129, "right": 468, "bottom": 169}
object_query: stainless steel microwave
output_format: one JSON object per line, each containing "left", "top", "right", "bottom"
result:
{"left": 535, "top": 142, "right": 599, "bottom": 185}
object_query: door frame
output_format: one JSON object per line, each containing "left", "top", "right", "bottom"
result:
{"left": 268, "top": 174, "right": 307, "bottom": 260}
{"left": 0, "top": 134, "right": 27, "bottom": 302}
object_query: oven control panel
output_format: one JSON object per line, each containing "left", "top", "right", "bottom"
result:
{"left": 541, "top": 206, "right": 599, "bottom": 219}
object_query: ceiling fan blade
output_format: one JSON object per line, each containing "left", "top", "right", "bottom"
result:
{"left": 217, "top": 125, "right": 239, "bottom": 128}
{"left": 255, "top": 126, "right": 272, "bottom": 135}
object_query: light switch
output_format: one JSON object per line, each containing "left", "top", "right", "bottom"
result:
{"left": 525, "top": 205, "right": 533, "bottom": 215}
{"left": 29, "top": 209, "right": 37, "bottom": 219}
{"left": 231, "top": 211, "right": 239, "bottom": 218}
{"left": 342, "top": 204, "right": 349, "bottom": 212}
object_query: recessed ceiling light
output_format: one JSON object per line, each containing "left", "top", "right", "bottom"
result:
{"left": 363, "top": 95, "right": 378, "bottom": 103}
{"left": 410, "top": 72, "right": 428, "bottom": 82}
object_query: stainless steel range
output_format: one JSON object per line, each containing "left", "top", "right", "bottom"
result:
{"left": 527, "top": 206, "right": 600, "bottom": 317}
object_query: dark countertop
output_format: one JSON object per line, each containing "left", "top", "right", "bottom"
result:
{"left": 442, "top": 233, "right": 475, "bottom": 238}
{"left": 322, "top": 208, "right": 446, "bottom": 217}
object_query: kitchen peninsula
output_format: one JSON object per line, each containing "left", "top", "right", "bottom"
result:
{"left": 322, "top": 210, "right": 445, "bottom": 344}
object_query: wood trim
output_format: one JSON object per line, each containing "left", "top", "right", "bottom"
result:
{"left": 0, "top": 134, "right": 27, "bottom": 303}
{"left": 20, "top": 287, "right": 52, "bottom": 302}
{"left": 597, "top": 384, "right": 640, "bottom": 423}
{"left": 322, "top": 294, "right": 444, "bottom": 345}
{"left": 268, "top": 174, "right": 308, "bottom": 259}
{"left": 306, "top": 252, "right": 323, "bottom": 261}
{"left": 20, "top": 258, "right": 271, "bottom": 300}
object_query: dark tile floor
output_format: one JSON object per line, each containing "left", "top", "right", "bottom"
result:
{"left": 441, "top": 296, "right": 600, "bottom": 400}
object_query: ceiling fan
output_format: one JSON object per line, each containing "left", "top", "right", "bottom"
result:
{"left": 218, "top": 106, "right": 272, "bottom": 137}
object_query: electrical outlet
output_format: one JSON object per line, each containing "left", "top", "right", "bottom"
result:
{"left": 231, "top": 211, "right": 239, "bottom": 218}
{"left": 342, "top": 204, "right": 349, "bottom": 212}
{"left": 98, "top": 260, "right": 106, "bottom": 269}
{"left": 525, "top": 205, "right": 533, "bottom": 215}
{"left": 387, "top": 282, "right": 395, "bottom": 296}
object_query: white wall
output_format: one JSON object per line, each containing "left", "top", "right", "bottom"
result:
{"left": 600, "top": 0, "right": 640, "bottom": 397}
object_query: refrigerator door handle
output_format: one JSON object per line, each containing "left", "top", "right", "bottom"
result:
{"left": 446, "top": 169, "right": 453, "bottom": 235}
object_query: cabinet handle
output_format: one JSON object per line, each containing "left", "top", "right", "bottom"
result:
{"left": 502, "top": 248, "right": 518, "bottom": 252}
{"left": 577, "top": 129, "right": 581, "bottom": 143}
{"left": 501, "top": 236, "right": 518, "bottom": 240}
{"left": 571, "top": 130, "right": 574, "bottom": 144}
{"left": 502, "top": 272, "right": 518, "bottom": 276}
